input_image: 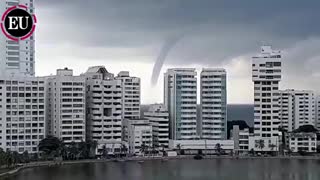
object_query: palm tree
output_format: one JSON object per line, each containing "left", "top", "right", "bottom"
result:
{"left": 160, "top": 144, "right": 166, "bottom": 156}
{"left": 215, "top": 143, "right": 222, "bottom": 156}
{"left": 278, "top": 126, "right": 287, "bottom": 155}
{"left": 101, "top": 145, "right": 108, "bottom": 158}
{"left": 0, "top": 148, "right": 6, "bottom": 166}
{"left": 5, "top": 151, "right": 13, "bottom": 168}
{"left": 140, "top": 142, "right": 147, "bottom": 156}
{"left": 249, "top": 148, "right": 255, "bottom": 156}
{"left": 120, "top": 144, "right": 128, "bottom": 157}
{"left": 68, "top": 142, "right": 78, "bottom": 160}
{"left": 176, "top": 144, "right": 181, "bottom": 155}
{"left": 89, "top": 141, "right": 98, "bottom": 158}
{"left": 78, "top": 141, "right": 89, "bottom": 159}
{"left": 255, "top": 139, "right": 265, "bottom": 152}
{"left": 22, "top": 150, "right": 30, "bottom": 163}
{"left": 269, "top": 144, "right": 276, "bottom": 151}
{"left": 12, "top": 151, "right": 20, "bottom": 166}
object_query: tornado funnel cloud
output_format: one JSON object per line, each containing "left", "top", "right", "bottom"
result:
{"left": 151, "top": 35, "right": 183, "bottom": 86}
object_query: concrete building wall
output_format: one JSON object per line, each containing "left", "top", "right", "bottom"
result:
{"left": 144, "top": 104, "right": 169, "bottom": 148}
{"left": 164, "top": 68, "right": 197, "bottom": 140}
{"left": 0, "top": 77, "right": 46, "bottom": 153}
{"left": 84, "top": 66, "right": 123, "bottom": 154}
{"left": 200, "top": 68, "right": 227, "bottom": 140}
{"left": 278, "top": 89, "right": 315, "bottom": 131}
{"left": 116, "top": 71, "right": 141, "bottom": 120}
{"left": 46, "top": 68, "right": 86, "bottom": 144}
{"left": 289, "top": 133, "right": 317, "bottom": 153}
{"left": 252, "top": 46, "right": 282, "bottom": 146}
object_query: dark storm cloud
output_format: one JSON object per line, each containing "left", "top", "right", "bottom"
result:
{"left": 36, "top": 0, "right": 320, "bottom": 93}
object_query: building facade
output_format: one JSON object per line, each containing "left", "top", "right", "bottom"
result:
{"left": 278, "top": 89, "right": 316, "bottom": 131}
{"left": 200, "top": 68, "right": 227, "bottom": 140}
{"left": 85, "top": 66, "right": 123, "bottom": 154}
{"left": 252, "top": 46, "right": 282, "bottom": 139}
{"left": 289, "top": 132, "right": 317, "bottom": 153}
{"left": 0, "top": 77, "right": 46, "bottom": 153}
{"left": 46, "top": 68, "right": 86, "bottom": 144}
{"left": 125, "top": 119, "right": 153, "bottom": 155}
{"left": 315, "top": 95, "right": 320, "bottom": 129}
{"left": 115, "top": 71, "right": 140, "bottom": 120}
{"left": 144, "top": 104, "right": 169, "bottom": 148}
{"left": 164, "top": 68, "right": 197, "bottom": 140}
{"left": 231, "top": 125, "right": 250, "bottom": 154}
{"left": 0, "top": 0, "right": 35, "bottom": 77}
{"left": 168, "top": 139, "right": 234, "bottom": 154}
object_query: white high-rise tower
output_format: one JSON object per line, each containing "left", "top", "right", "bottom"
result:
{"left": 200, "top": 68, "right": 227, "bottom": 140}
{"left": 252, "top": 46, "right": 282, "bottom": 139}
{"left": 0, "top": 0, "right": 35, "bottom": 77}
{"left": 164, "top": 68, "right": 197, "bottom": 140}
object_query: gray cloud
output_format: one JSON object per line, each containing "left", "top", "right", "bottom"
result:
{"left": 35, "top": 0, "right": 320, "bottom": 101}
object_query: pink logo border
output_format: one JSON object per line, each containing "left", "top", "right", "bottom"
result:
{"left": 0, "top": 5, "right": 37, "bottom": 42}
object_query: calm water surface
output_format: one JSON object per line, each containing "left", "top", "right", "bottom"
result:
{"left": 5, "top": 159, "right": 320, "bottom": 180}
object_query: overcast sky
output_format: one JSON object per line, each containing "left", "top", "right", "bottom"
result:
{"left": 35, "top": 0, "right": 320, "bottom": 104}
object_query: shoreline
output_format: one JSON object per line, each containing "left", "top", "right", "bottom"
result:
{"left": 1, "top": 155, "right": 320, "bottom": 178}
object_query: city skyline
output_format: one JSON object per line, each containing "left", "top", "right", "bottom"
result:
{"left": 34, "top": 0, "right": 320, "bottom": 105}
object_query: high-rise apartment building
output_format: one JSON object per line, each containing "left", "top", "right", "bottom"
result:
{"left": 316, "top": 96, "right": 320, "bottom": 130}
{"left": 278, "top": 89, "right": 315, "bottom": 131}
{"left": 252, "top": 46, "right": 282, "bottom": 138}
{"left": 46, "top": 68, "right": 86, "bottom": 144}
{"left": 115, "top": 71, "right": 140, "bottom": 120}
{"left": 85, "top": 66, "right": 123, "bottom": 154}
{"left": 164, "top": 68, "right": 197, "bottom": 140}
{"left": 144, "top": 104, "right": 169, "bottom": 148}
{"left": 0, "top": 0, "right": 35, "bottom": 77}
{"left": 0, "top": 77, "right": 46, "bottom": 153}
{"left": 200, "top": 68, "right": 227, "bottom": 140}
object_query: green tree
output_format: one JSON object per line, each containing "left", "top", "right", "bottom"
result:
{"left": 68, "top": 142, "right": 79, "bottom": 160}
{"left": 215, "top": 143, "right": 222, "bottom": 156}
{"left": 22, "top": 150, "right": 30, "bottom": 163}
{"left": 87, "top": 140, "right": 98, "bottom": 158}
{"left": 278, "top": 126, "right": 287, "bottom": 155}
{"left": 5, "top": 151, "right": 13, "bottom": 168}
{"left": 176, "top": 144, "right": 181, "bottom": 155}
{"left": 38, "top": 136, "right": 63, "bottom": 159}
{"left": 249, "top": 148, "right": 255, "bottom": 156}
{"left": 78, "top": 141, "right": 89, "bottom": 159}
{"left": 101, "top": 145, "right": 108, "bottom": 158}
{"left": 12, "top": 151, "right": 21, "bottom": 165}
{"left": 140, "top": 142, "right": 147, "bottom": 156}
{"left": 0, "top": 148, "right": 6, "bottom": 167}
{"left": 120, "top": 144, "right": 128, "bottom": 157}
{"left": 160, "top": 144, "right": 166, "bottom": 156}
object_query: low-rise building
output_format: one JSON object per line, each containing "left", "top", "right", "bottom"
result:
{"left": 124, "top": 119, "right": 153, "bottom": 155}
{"left": 168, "top": 139, "right": 234, "bottom": 155}
{"left": 289, "top": 132, "right": 317, "bottom": 153}
{"left": 144, "top": 104, "right": 169, "bottom": 148}
{"left": 249, "top": 136, "right": 279, "bottom": 152}
{"left": 231, "top": 125, "right": 250, "bottom": 154}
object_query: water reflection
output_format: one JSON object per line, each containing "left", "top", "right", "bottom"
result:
{"left": 4, "top": 159, "right": 320, "bottom": 180}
